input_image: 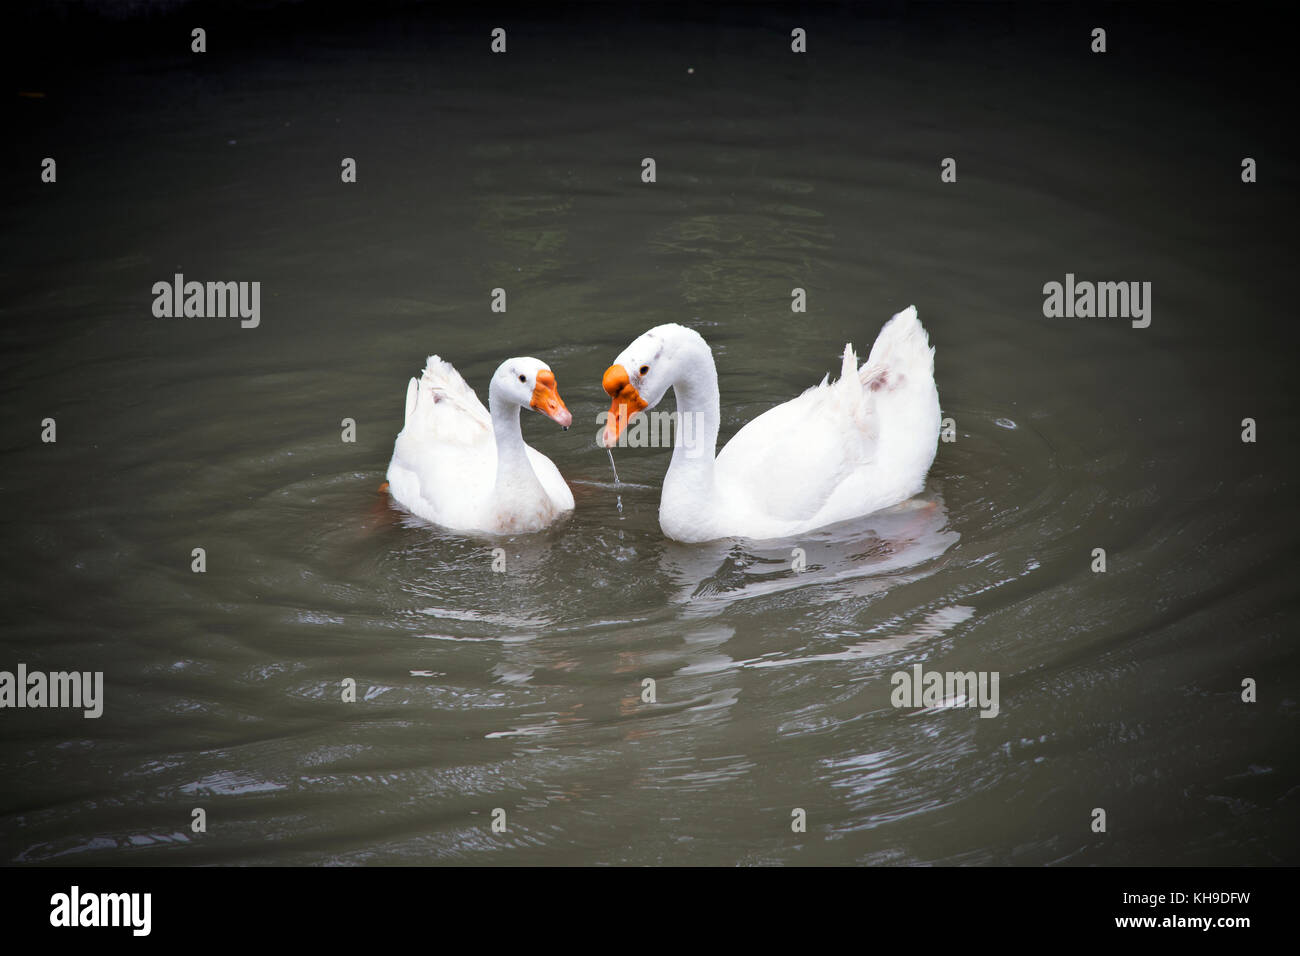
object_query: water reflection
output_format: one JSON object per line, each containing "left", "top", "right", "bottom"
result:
{"left": 662, "top": 495, "right": 957, "bottom": 612}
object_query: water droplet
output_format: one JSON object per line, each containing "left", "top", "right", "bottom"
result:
{"left": 607, "top": 449, "right": 623, "bottom": 514}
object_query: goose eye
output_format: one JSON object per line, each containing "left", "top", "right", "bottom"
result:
{"left": 518, "top": 374, "right": 527, "bottom": 383}
{"left": 639, "top": 365, "right": 650, "bottom": 376}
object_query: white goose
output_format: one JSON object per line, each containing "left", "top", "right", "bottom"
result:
{"left": 385, "top": 356, "right": 575, "bottom": 534}
{"left": 600, "top": 306, "right": 940, "bottom": 542}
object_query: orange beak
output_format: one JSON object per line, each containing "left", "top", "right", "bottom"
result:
{"left": 601, "top": 363, "right": 648, "bottom": 447}
{"left": 530, "top": 369, "right": 572, "bottom": 428}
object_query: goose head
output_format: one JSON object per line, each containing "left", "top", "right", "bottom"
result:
{"left": 601, "top": 324, "right": 708, "bottom": 447}
{"left": 493, "top": 357, "right": 572, "bottom": 428}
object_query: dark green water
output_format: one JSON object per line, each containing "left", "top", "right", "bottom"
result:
{"left": 2, "top": 6, "right": 1297, "bottom": 865}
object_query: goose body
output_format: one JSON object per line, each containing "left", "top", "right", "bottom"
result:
{"left": 601, "top": 306, "right": 940, "bottom": 542}
{"left": 385, "top": 355, "right": 574, "bottom": 534}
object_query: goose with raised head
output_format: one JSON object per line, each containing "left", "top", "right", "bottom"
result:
{"left": 386, "top": 355, "right": 575, "bottom": 534}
